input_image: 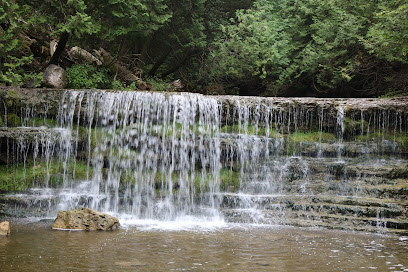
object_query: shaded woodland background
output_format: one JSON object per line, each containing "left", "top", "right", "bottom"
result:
{"left": 1, "top": 0, "right": 407, "bottom": 97}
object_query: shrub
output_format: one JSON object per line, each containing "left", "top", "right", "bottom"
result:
{"left": 0, "top": 56, "right": 43, "bottom": 87}
{"left": 146, "top": 77, "right": 167, "bottom": 91}
{"left": 66, "top": 64, "right": 112, "bottom": 89}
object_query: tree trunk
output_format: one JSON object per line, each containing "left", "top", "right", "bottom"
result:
{"left": 148, "top": 48, "right": 171, "bottom": 77}
{"left": 138, "top": 37, "right": 151, "bottom": 65}
{"left": 161, "top": 50, "right": 192, "bottom": 78}
{"left": 96, "top": 48, "right": 151, "bottom": 90}
{"left": 48, "top": 32, "right": 69, "bottom": 66}
{"left": 69, "top": 46, "right": 102, "bottom": 65}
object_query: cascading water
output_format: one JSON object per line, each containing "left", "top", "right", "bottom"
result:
{"left": 54, "top": 91, "right": 224, "bottom": 222}
{"left": 1, "top": 89, "right": 407, "bottom": 234}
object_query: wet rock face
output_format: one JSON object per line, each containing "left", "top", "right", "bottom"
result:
{"left": 0, "top": 89, "right": 407, "bottom": 234}
{"left": 42, "top": 64, "right": 67, "bottom": 88}
{"left": 52, "top": 208, "right": 120, "bottom": 231}
{"left": 0, "top": 221, "right": 10, "bottom": 236}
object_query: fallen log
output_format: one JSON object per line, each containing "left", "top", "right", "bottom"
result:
{"left": 95, "top": 48, "right": 152, "bottom": 90}
{"left": 68, "top": 46, "right": 102, "bottom": 66}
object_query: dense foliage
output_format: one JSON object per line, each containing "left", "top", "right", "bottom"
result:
{"left": 207, "top": 0, "right": 408, "bottom": 96}
{"left": 0, "top": 0, "right": 406, "bottom": 97}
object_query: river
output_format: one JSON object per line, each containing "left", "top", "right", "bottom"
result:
{"left": 1, "top": 219, "right": 407, "bottom": 272}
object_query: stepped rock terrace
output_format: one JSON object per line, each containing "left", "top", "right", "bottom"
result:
{"left": 0, "top": 87, "right": 407, "bottom": 234}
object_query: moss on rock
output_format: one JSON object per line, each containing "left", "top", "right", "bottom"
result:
{"left": 6, "top": 114, "right": 20, "bottom": 127}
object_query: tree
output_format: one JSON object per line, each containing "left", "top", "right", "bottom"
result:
{"left": 0, "top": 0, "right": 43, "bottom": 86}
{"left": 17, "top": 0, "right": 171, "bottom": 62}
{"left": 142, "top": 0, "right": 254, "bottom": 82}
{"left": 365, "top": 1, "right": 408, "bottom": 63}
{"left": 206, "top": 0, "right": 407, "bottom": 96}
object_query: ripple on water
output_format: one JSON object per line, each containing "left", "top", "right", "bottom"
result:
{"left": 1, "top": 220, "right": 407, "bottom": 272}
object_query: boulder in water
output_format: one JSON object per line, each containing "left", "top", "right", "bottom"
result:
{"left": 42, "top": 64, "right": 67, "bottom": 88}
{"left": 52, "top": 208, "right": 120, "bottom": 231}
{"left": 0, "top": 221, "right": 10, "bottom": 236}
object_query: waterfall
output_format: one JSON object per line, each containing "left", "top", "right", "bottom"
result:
{"left": 1, "top": 89, "right": 407, "bottom": 233}
{"left": 55, "top": 91, "right": 223, "bottom": 221}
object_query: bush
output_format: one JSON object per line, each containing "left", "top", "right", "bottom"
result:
{"left": 66, "top": 64, "right": 112, "bottom": 89}
{"left": 0, "top": 56, "right": 43, "bottom": 87}
{"left": 111, "top": 80, "right": 138, "bottom": 90}
{"left": 146, "top": 77, "right": 168, "bottom": 91}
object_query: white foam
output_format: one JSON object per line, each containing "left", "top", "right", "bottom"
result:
{"left": 118, "top": 215, "right": 227, "bottom": 232}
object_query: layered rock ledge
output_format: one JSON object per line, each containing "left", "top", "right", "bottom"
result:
{"left": 52, "top": 208, "right": 120, "bottom": 231}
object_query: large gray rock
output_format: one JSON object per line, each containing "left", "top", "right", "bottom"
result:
{"left": 0, "top": 221, "right": 10, "bottom": 236}
{"left": 42, "top": 64, "right": 67, "bottom": 88}
{"left": 52, "top": 208, "right": 120, "bottom": 231}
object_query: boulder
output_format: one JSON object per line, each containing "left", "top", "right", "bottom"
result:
{"left": 52, "top": 208, "right": 120, "bottom": 231}
{"left": 0, "top": 221, "right": 10, "bottom": 236}
{"left": 42, "top": 64, "right": 67, "bottom": 88}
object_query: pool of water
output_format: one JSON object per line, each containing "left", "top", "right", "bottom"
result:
{"left": 1, "top": 219, "right": 407, "bottom": 272}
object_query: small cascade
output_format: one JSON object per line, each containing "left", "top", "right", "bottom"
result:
{"left": 0, "top": 89, "right": 407, "bottom": 233}
{"left": 335, "top": 105, "right": 345, "bottom": 162}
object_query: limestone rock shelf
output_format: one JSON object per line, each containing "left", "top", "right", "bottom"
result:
{"left": 0, "top": 88, "right": 407, "bottom": 235}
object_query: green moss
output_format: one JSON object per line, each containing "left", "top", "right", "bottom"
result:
{"left": 7, "top": 89, "right": 21, "bottom": 99}
{"left": 5, "top": 89, "right": 22, "bottom": 107}
{"left": 71, "top": 161, "right": 93, "bottom": 179}
{"left": 0, "top": 162, "right": 56, "bottom": 192}
{"left": 119, "top": 169, "right": 241, "bottom": 195}
{"left": 28, "top": 117, "right": 57, "bottom": 127}
{"left": 193, "top": 174, "right": 209, "bottom": 193}
{"left": 220, "top": 124, "right": 281, "bottom": 137}
{"left": 0, "top": 115, "right": 3, "bottom": 127}
{"left": 119, "top": 170, "right": 179, "bottom": 189}
{"left": 6, "top": 113, "right": 20, "bottom": 127}
{"left": 122, "top": 122, "right": 218, "bottom": 139}
{"left": 0, "top": 160, "right": 92, "bottom": 192}
{"left": 220, "top": 168, "right": 240, "bottom": 192}
{"left": 288, "top": 131, "right": 336, "bottom": 143}
{"left": 344, "top": 117, "right": 368, "bottom": 136}
{"left": 355, "top": 132, "right": 408, "bottom": 149}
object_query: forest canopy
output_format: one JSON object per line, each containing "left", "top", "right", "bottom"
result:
{"left": 0, "top": 0, "right": 407, "bottom": 97}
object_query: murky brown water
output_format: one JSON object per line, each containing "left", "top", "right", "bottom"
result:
{"left": 0, "top": 219, "right": 407, "bottom": 272}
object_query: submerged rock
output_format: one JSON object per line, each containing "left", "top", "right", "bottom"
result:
{"left": 0, "top": 221, "right": 10, "bottom": 236}
{"left": 52, "top": 208, "right": 120, "bottom": 231}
